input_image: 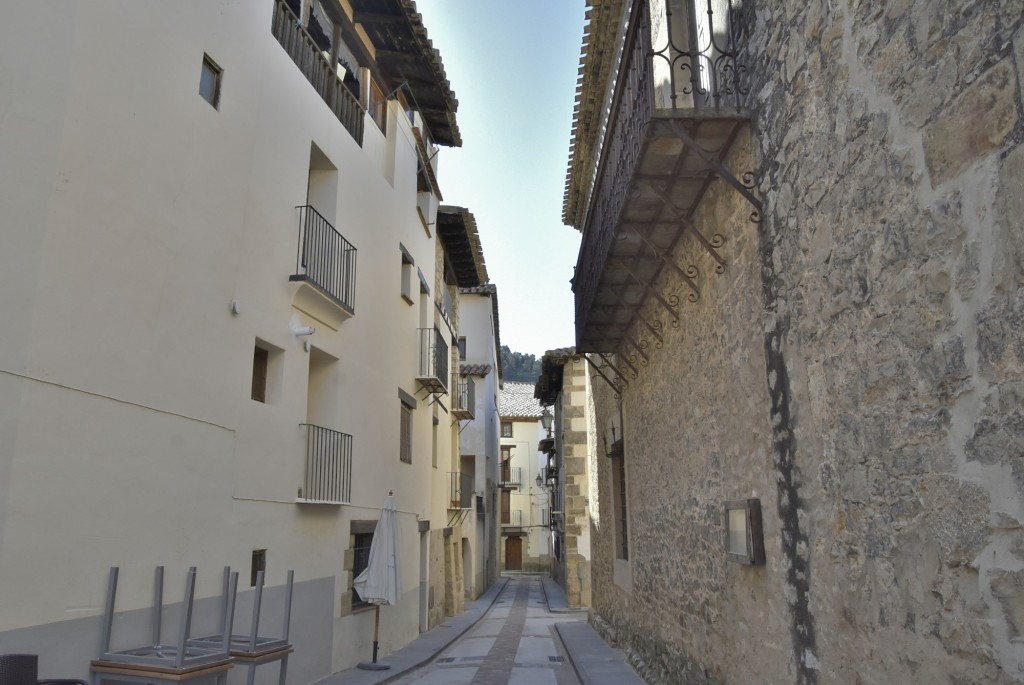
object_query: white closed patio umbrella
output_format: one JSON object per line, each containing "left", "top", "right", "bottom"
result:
{"left": 354, "top": 491, "right": 400, "bottom": 670}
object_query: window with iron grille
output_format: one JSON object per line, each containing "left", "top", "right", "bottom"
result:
{"left": 351, "top": 532, "right": 373, "bottom": 607}
{"left": 501, "top": 421, "right": 512, "bottom": 438}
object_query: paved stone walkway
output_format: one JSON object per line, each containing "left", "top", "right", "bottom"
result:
{"left": 390, "top": 575, "right": 582, "bottom": 685}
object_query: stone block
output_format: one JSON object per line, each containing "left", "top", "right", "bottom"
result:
{"left": 339, "top": 591, "right": 353, "bottom": 617}
{"left": 988, "top": 569, "right": 1024, "bottom": 639}
{"left": 343, "top": 548, "right": 354, "bottom": 571}
{"left": 923, "top": 59, "right": 1018, "bottom": 186}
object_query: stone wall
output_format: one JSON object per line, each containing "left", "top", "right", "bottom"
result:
{"left": 427, "top": 528, "right": 446, "bottom": 629}
{"left": 587, "top": 1, "right": 1024, "bottom": 683}
{"left": 561, "top": 357, "right": 594, "bottom": 609}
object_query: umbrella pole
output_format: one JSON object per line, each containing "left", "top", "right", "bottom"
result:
{"left": 372, "top": 604, "right": 380, "bottom": 663}
{"left": 357, "top": 604, "right": 390, "bottom": 671}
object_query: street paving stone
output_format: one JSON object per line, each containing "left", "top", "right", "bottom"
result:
{"left": 321, "top": 573, "right": 643, "bottom": 685}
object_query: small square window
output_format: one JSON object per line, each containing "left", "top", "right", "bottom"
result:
{"left": 199, "top": 54, "right": 222, "bottom": 108}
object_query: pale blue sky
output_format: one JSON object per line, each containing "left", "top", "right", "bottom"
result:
{"left": 416, "top": 1, "right": 585, "bottom": 358}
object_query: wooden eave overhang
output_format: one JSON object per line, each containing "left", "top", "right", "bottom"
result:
{"left": 534, "top": 347, "right": 575, "bottom": 406}
{"left": 437, "top": 206, "right": 488, "bottom": 288}
{"left": 346, "top": 0, "right": 462, "bottom": 147}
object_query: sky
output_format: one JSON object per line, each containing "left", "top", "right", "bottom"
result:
{"left": 415, "top": 1, "right": 586, "bottom": 359}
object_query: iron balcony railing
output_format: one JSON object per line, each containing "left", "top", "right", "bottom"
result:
{"left": 502, "top": 510, "right": 523, "bottom": 528}
{"left": 448, "top": 471, "right": 473, "bottom": 510}
{"left": 451, "top": 373, "right": 475, "bottom": 419}
{"left": 271, "top": 0, "right": 364, "bottom": 145}
{"left": 298, "top": 424, "right": 352, "bottom": 503}
{"left": 573, "top": 0, "right": 748, "bottom": 339}
{"left": 500, "top": 466, "right": 523, "bottom": 488}
{"left": 290, "top": 205, "right": 357, "bottom": 314}
{"left": 416, "top": 328, "right": 449, "bottom": 393}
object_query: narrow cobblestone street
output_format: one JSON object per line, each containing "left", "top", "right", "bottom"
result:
{"left": 392, "top": 576, "right": 583, "bottom": 685}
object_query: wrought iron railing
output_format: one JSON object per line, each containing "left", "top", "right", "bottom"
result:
{"left": 417, "top": 328, "right": 449, "bottom": 392}
{"left": 451, "top": 373, "right": 475, "bottom": 418}
{"left": 502, "top": 510, "right": 523, "bottom": 527}
{"left": 649, "top": 0, "right": 746, "bottom": 111}
{"left": 500, "top": 466, "right": 523, "bottom": 488}
{"left": 448, "top": 471, "right": 473, "bottom": 509}
{"left": 271, "top": 0, "right": 364, "bottom": 145}
{"left": 298, "top": 424, "right": 352, "bottom": 503}
{"left": 573, "top": 0, "right": 748, "bottom": 341}
{"left": 290, "top": 205, "right": 357, "bottom": 312}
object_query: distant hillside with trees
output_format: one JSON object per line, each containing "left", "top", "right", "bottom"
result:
{"left": 500, "top": 346, "right": 542, "bottom": 383}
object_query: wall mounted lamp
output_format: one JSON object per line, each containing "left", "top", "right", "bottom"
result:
{"left": 540, "top": 407, "right": 553, "bottom": 437}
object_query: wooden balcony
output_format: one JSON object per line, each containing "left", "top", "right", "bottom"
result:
{"left": 271, "top": 0, "right": 364, "bottom": 146}
{"left": 571, "top": 0, "right": 761, "bottom": 355}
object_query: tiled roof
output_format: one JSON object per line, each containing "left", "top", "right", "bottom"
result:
{"left": 460, "top": 363, "right": 492, "bottom": 376}
{"left": 499, "top": 381, "right": 544, "bottom": 419}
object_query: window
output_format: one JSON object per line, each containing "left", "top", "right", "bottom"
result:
{"left": 400, "top": 244, "right": 415, "bottom": 305}
{"left": 251, "top": 339, "right": 282, "bottom": 404}
{"left": 501, "top": 421, "right": 512, "bottom": 438}
{"left": 251, "top": 346, "right": 269, "bottom": 402}
{"left": 458, "top": 337, "right": 467, "bottom": 361}
{"left": 368, "top": 79, "right": 386, "bottom": 133}
{"left": 725, "top": 499, "right": 766, "bottom": 565}
{"left": 400, "top": 403, "right": 413, "bottom": 463}
{"left": 610, "top": 439, "right": 629, "bottom": 560}
{"left": 250, "top": 549, "right": 266, "bottom": 587}
{"left": 199, "top": 54, "right": 222, "bottom": 108}
{"left": 351, "top": 532, "right": 373, "bottom": 606}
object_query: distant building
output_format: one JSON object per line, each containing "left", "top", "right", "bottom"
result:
{"left": 536, "top": 348, "right": 596, "bottom": 609}
{"left": 564, "top": 0, "right": 1024, "bottom": 683}
{"left": 497, "top": 382, "right": 551, "bottom": 572}
{"left": 453, "top": 281, "right": 504, "bottom": 598}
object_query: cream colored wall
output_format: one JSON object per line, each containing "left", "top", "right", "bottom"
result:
{"left": 0, "top": 0, "right": 451, "bottom": 675}
{"left": 455, "top": 294, "right": 501, "bottom": 594}
{"left": 502, "top": 419, "right": 550, "bottom": 566}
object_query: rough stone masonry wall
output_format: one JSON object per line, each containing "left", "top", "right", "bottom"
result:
{"left": 746, "top": 0, "right": 1024, "bottom": 682}
{"left": 589, "top": 128, "right": 791, "bottom": 685}
{"left": 588, "top": 0, "right": 1024, "bottom": 682}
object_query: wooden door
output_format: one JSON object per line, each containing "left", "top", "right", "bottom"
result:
{"left": 501, "top": 489, "right": 510, "bottom": 524}
{"left": 505, "top": 536, "right": 522, "bottom": 571}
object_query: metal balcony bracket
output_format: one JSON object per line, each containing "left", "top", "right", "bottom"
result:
{"left": 629, "top": 227, "right": 701, "bottom": 302}
{"left": 615, "top": 259, "right": 682, "bottom": 328}
{"left": 596, "top": 353, "right": 631, "bottom": 387}
{"left": 584, "top": 354, "right": 626, "bottom": 397}
{"left": 666, "top": 119, "right": 762, "bottom": 223}
{"left": 624, "top": 337, "right": 650, "bottom": 367}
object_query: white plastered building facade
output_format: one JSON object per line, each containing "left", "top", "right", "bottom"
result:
{"left": 0, "top": 0, "right": 483, "bottom": 680}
